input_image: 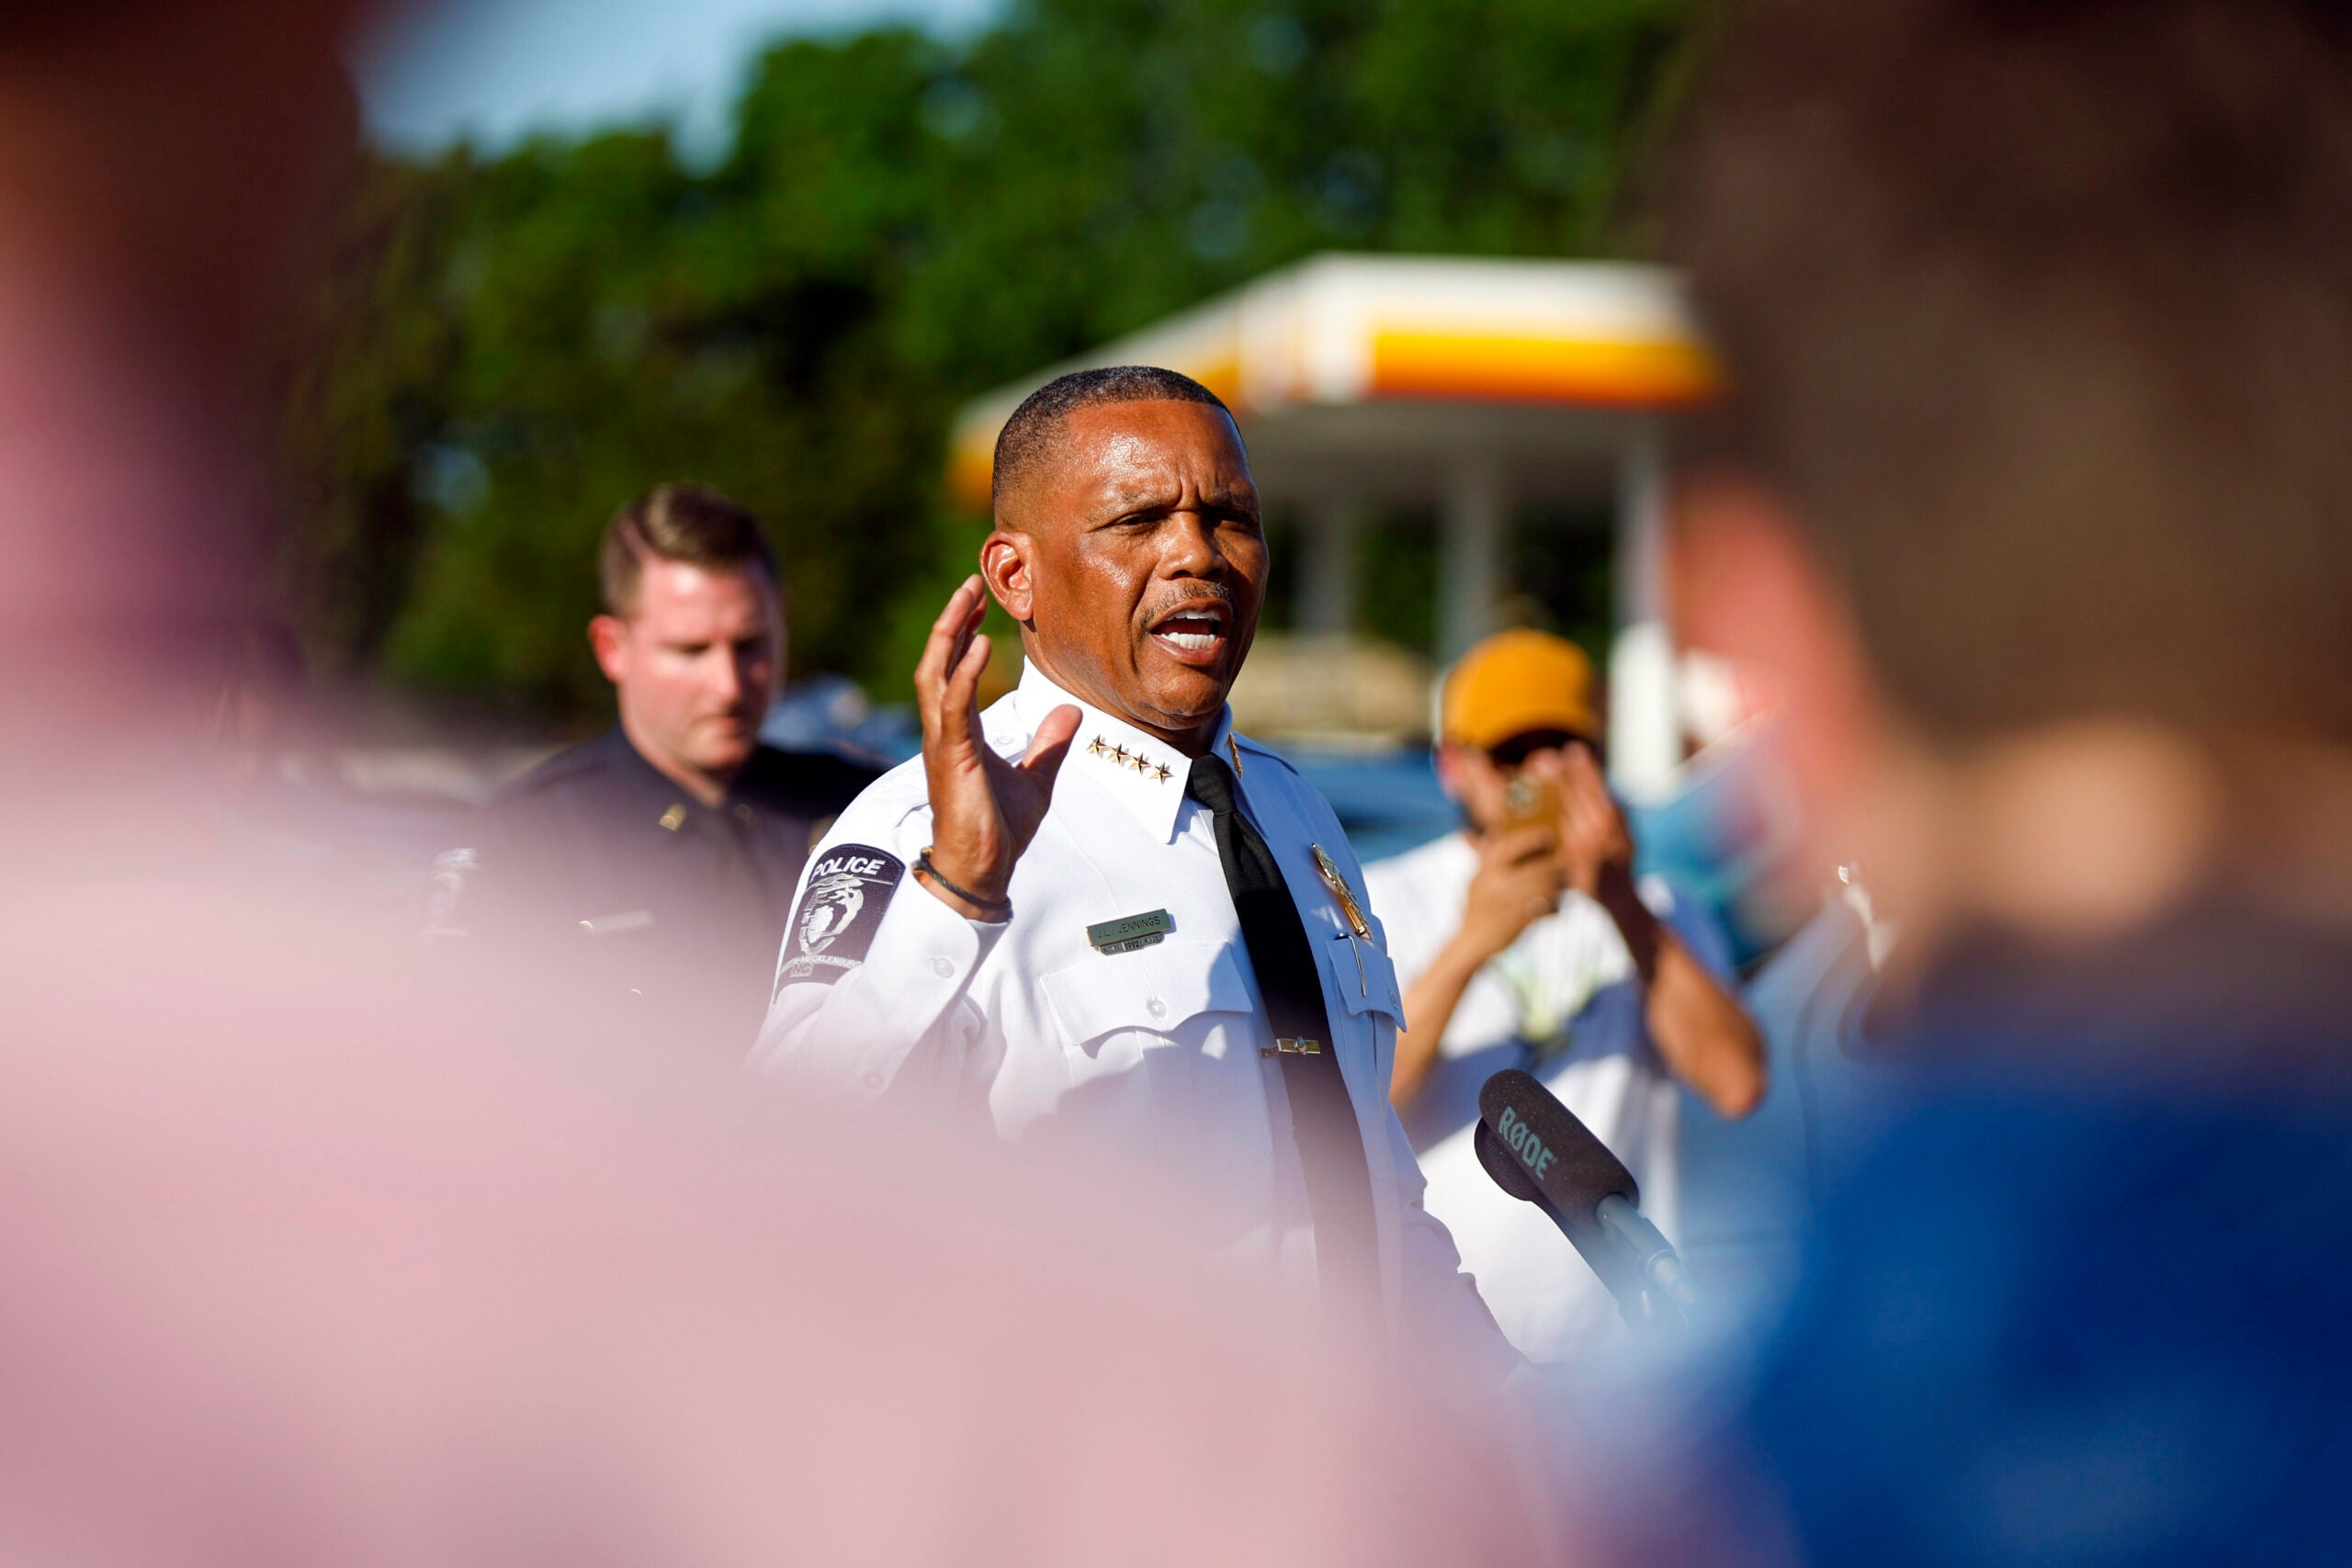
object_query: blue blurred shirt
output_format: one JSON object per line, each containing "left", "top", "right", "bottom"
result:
{"left": 1611, "top": 899, "right": 2352, "bottom": 1567}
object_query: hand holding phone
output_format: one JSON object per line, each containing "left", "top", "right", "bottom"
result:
{"left": 1501, "top": 770, "right": 1559, "bottom": 831}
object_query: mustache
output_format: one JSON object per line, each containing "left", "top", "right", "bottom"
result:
{"left": 1141, "top": 581, "right": 1239, "bottom": 620}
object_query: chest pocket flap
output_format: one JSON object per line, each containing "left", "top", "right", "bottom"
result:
{"left": 1326, "top": 937, "right": 1406, "bottom": 1028}
{"left": 1039, "top": 937, "right": 1258, "bottom": 1051}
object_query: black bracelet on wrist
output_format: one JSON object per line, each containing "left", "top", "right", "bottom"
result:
{"left": 915, "top": 847, "right": 1012, "bottom": 920}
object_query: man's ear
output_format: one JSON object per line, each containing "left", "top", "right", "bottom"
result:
{"left": 979, "top": 529, "right": 1035, "bottom": 624}
{"left": 588, "top": 615, "right": 630, "bottom": 684}
{"left": 1669, "top": 468, "right": 1879, "bottom": 863}
{"left": 1433, "top": 743, "right": 1468, "bottom": 803}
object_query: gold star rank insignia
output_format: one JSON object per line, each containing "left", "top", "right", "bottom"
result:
{"left": 1110, "top": 744, "right": 1130, "bottom": 767}
{"left": 1154, "top": 762, "right": 1170, "bottom": 783}
{"left": 1087, "top": 736, "right": 1108, "bottom": 758}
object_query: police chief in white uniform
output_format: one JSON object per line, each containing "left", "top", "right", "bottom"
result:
{"left": 754, "top": 367, "right": 1514, "bottom": 1380}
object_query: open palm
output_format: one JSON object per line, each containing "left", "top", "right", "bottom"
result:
{"left": 913, "top": 575, "right": 1080, "bottom": 915}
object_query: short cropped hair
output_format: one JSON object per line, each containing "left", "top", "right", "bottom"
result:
{"left": 1668, "top": 0, "right": 2352, "bottom": 743}
{"left": 598, "top": 483, "right": 779, "bottom": 616}
{"left": 990, "top": 366, "right": 1236, "bottom": 517}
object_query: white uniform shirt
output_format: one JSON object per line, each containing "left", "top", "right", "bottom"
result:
{"left": 753, "top": 662, "right": 1512, "bottom": 1376}
{"left": 1365, "top": 830, "right": 1733, "bottom": 1362}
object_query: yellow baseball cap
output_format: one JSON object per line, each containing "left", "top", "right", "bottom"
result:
{"left": 1439, "top": 628, "right": 1598, "bottom": 750}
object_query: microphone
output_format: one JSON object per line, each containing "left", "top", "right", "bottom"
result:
{"left": 1476, "top": 1068, "right": 1701, "bottom": 1326}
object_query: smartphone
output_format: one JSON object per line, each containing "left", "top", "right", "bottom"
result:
{"left": 1501, "top": 771, "right": 1558, "bottom": 830}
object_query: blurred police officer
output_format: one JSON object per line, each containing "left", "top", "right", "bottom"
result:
{"left": 754, "top": 367, "right": 1516, "bottom": 1382}
{"left": 459, "top": 484, "right": 877, "bottom": 1048}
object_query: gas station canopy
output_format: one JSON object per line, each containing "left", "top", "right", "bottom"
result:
{"left": 948, "top": 253, "right": 1715, "bottom": 511}
{"left": 944, "top": 253, "right": 1723, "bottom": 793}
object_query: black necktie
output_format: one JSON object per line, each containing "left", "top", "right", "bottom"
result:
{"left": 1186, "top": 752, "right": 1381, "bottom": 1323}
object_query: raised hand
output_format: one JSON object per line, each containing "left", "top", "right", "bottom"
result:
{"left": 912, "top": 575, "right": 1080, "bottom": 919}
{"left": 1457, "top": 824, "right": 1570, "bottom": 964}
{"left": 1536, "top": 745, "right": 1634, "bottom": 901}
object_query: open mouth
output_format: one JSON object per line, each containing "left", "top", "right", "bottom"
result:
{"left": 1148, "top": 603, "right": 1230, "bottom": 664}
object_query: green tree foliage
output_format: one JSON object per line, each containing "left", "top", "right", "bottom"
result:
{"left": 284, "top": 0, "right": 1698, "bottom": 724}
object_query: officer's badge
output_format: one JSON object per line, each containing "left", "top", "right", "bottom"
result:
{"left": 775, "top": 844, "right": 903, "bottom": 992}
{"left": 1311, "top": 843, "right": 1372, "bottom": 938}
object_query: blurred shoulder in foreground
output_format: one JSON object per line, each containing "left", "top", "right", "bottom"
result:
{"left": 0, "top": 4, "right": 1542, "bottom": 1560}
{"left": 1623, "top": 0, "right": 2352, "bottom": 1558}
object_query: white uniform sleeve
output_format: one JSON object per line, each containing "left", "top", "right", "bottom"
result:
{"left": 1385, "top": 1102, "right": 1525, "bottom": 1382}
{"left": 749, "top": 789, "right": 1009, "bottom": 1106}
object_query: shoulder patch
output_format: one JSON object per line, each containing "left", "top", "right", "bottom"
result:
{"left": 775, "top": 843, "right": 904, "bottom": 993}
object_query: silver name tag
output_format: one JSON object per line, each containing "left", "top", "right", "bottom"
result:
{"left": 1088, "top": 908, "right": 1173, "bottom": 954}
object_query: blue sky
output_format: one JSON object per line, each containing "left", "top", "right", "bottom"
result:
{"left": 356, "top": 0, "right": 1001, "bottom": 159}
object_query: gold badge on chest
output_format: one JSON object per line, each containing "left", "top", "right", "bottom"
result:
{"left": 1310, "top": 844, "right": 1371, "bottom": 938}
{"left": 1313, "top": 843, "right": 1374, "bottom": 998}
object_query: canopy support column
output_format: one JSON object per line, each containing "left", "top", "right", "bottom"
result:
{"left": 1609, "top": 417, "right": 1679, "bottom": 797}
{"left": 1296, "top": 497, "right": 1362, "bottom": 637}
{"left": 1438, "top": 457, "right": 1506, "bottom": 664}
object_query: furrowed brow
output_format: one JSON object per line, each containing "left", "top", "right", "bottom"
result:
{"left": 1201, "top": 480, "right": 1259, "bottom": 515}
{"left": 1091, "top": 480, "right": 1183, "bottom": 521}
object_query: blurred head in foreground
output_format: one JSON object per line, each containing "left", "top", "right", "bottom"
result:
{"left": 1668, "top": 0, "right": 2352, "bottom": 950}
{"left": 0, "top": 7, "right": 1546, "bottom": 1565}
{"left": 0, "top": 0, "right": 363, "bottom": 748}
{"left": 1613, "top": 6, "right": 2352, "bottom": 1563}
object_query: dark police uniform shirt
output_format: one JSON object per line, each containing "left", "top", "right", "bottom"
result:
{"left": 460, "top": 727, "right": 879, "bottom": 1051}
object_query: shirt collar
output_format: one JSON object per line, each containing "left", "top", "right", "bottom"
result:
{"left": 605, "top": 725, "right": 754, "bottom": 818}
{"left": 603, "top": 726, "right": 694, "bottom": 807}
{"left": 1011, "top": 660, "right": 1234, "bottom": 844}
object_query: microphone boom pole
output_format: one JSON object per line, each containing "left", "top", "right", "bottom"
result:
{"left": 1474, "top": 1069, "right": 1701, "bottom": 1333}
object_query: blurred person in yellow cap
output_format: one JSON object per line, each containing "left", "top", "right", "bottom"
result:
{"left": 1362, "top": 628, "right": 1764, "bottom": 1361}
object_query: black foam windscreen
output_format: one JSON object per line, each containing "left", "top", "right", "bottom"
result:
{"left": 1473, "top": 1119, "right": 1548, "bottom": 1205}
{"left": 1477, "top": 1068, "right": 1639, "bottom": 1226}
